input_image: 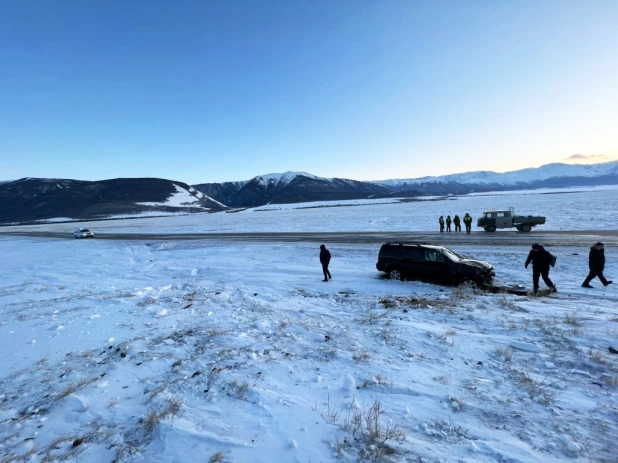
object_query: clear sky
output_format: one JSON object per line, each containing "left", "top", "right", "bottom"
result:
{"left": 1, "top": 0, "right": 617, "bottom": 184}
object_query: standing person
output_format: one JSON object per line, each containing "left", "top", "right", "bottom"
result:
{"left": 463, "top": 213, "right": 473, "bottom": 234}
{"left": 319, "top": 244, "right": 332, "bottom": 282}
{"left": 453, "top": 215, "right": 461, "bottom": 232}
{"left": 439, "top": 216, "right": 445, "bottom": 232}
{"left": 524, "top": 244, "right": 556, "bottom": 292}
{"left": 582, "top": 242, "right": 612, "bottom": 288}
{"left": 446, "top": 215, "right": 452, "bottom": 232}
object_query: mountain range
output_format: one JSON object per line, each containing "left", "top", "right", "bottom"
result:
{"left": 1, "top": 161, "right": 617, "bottom": 224}
{"left": 192, "top": 172, "right": 396, "bottom": 208}
{"left": 0, "top": 178, "right": 224, "bottom": 225}
{"left": 193, "top": 160, "right": 618, "bottom": 206}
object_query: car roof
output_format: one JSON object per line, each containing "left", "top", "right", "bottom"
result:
{"left": 382, "top": 242, "right": 445, "bottom": 250}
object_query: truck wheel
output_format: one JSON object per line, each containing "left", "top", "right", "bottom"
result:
{"left": 484, "top": 226, "right": 496, "bottom": 232}
{"left": 520, "top": 225, "right": 532, "bottom": 232}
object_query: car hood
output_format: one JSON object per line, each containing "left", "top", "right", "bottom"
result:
{"left": 459, "top": 259, "right": 493, "bottom": 271}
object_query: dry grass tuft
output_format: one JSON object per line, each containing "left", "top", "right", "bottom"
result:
{"left": 564, "top": 313, "right": 585, "bottom": 327}
{"left": 381, "top": 328, "right": 394, "bottom": 343}
{"left": 352, "top": 348, "right": 371, "bottom": 363}
{"left": 360, "top": 373, "right": 392, "bottom": 390}
{"left": 589, "top": 349, "right": 608, "bottom": 364}
{"left": 517, "top": 370, "right": 557, "bottom": 405}
{"left": 143, "top": 397, "right": 183, "bottom": 433}
{"left": 496, "top": 296, "right": 521, "bottom": 311}
{"left": 229, "top": 380, "right": 249, "bottom": 400}
{"left": 604, "top": 376, "right": 618, "bottom": 387}
{"left": 495, "top": 347, "right": 514, "bottom": 362}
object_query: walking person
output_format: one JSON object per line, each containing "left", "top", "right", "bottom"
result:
{"left": 453, "top": 215, "right": 461, "bottom": 232}
{"left": 439, "top": 216, "right": 445, "bottom": 232}
{"left": 525, "top": 244, "right": 556, "bottom": 293}
{"left": 582, "top": 242, "right": 612, "bottom": 288}
{"left": 446, "top": 215, "right": 452, "bottom": 232}
{"left": 463, "top": 213, "right": 473, "bottom": 234}
{"left": 320, "top": 244, "right": 332, "bottom": 282}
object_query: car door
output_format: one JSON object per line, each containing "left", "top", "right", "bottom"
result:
{"left": 400, "top": 246, "right": 424, "bottom": 279}
{"left": 495, "top": 212, "right": 511, "bottom": 228}
{"left": 419, "top": 249, "right": 452, "bottom": 283}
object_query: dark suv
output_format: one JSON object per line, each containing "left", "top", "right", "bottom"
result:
{"left": 376, "top": 242, "right": 494, "bottom": 289}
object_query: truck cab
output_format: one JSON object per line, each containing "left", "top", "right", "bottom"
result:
{"left": 479, "top": 210, "right": 513, "bottom": 230}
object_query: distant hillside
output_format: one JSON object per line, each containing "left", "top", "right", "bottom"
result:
{"left": 0, "top": 178, "right": 225, "bottom": 225}
{"left": 194, "top": 162, "right": 618, "bottom": 207}
{"left": 371, "top": 161, "right": 618, "bottom": 194}
{"left": 3, "top": 161, "right": 617, "bottom": 224}
{"left": 193, "top": 172, "right": 403, "bottom": 208}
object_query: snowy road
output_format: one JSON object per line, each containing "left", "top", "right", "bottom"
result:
{"left": 1, "top": 229, "right": 618, "bottom": 246}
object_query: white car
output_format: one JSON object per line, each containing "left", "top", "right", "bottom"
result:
{"left": 74, "top": 228, "right": 95, "bottom": 239}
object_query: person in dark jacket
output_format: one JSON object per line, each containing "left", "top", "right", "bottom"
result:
{"left": 439, "top": 216, "right": 445, "bottom": 232}
{"left": 463, "top": 213, "right": 473, "bottom": 234}
{"left": 453, "top": 215, "right": 461, "bottom": 232}
{"left": 525, "top": 243, "right": 556, "bottom": 292}
{"left": 320, "top": 244, "right": 332, "bottom": 281}
{"left": 446, "top": 215, "right": 452, "bottom": 232}
{"left": 582, "top": 242, "right": 612, "bottom": 288}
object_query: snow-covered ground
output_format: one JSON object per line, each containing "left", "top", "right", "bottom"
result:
{"left": 1, "top": 229, "right": 617, "bottom": 462}
{"left": 5, "top": 184, "right": 618, "bottom": 234}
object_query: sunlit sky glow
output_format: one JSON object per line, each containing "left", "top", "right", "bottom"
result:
{"left": 1, "top": 1, "right": 617, "bottom": 183}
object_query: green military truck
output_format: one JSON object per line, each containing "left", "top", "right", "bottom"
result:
{"left": 477, "top": 209, "right": 546, "bottom": 232}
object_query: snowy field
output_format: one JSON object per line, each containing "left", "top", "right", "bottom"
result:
{"left": 5, "top": 185, "right": 618, "bottom": 234}
{"left": 1, "top": 229, "right": 617, "bottom": 462}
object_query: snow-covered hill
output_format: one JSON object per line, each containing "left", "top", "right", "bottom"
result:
{"left": 193, "top": 162, "right": 618, "bottom": 207}
{"left": 373, "top": 161, "right": 618, "bottom": 188}
{"left": 0, "top": 178, "right": 226, "bottom": 225}
{"left": 193, "top": 172, "right": 390, "bottom": 208}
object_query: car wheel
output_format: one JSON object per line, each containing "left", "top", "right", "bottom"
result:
{"left": 484, "top": 226, "right": 496, "bottom": 232}
{"left": 389, "top": 268, "right": 403, "bottom": 281}
{"left": 521, "top": 225, "right": 532, "bottom": 232}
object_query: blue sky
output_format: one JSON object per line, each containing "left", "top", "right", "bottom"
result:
{"left": 1, "top": 0, "right": 617, "bottom": 184}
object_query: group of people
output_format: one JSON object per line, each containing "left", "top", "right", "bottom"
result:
{"left": 524, "top": 242, "right": 612, "bottom": 292}
{"left": 439, "top": 213, "right": 473, "bottom": 234}
{"left": 319, "top": 242, "right": 613, "bottom": 293}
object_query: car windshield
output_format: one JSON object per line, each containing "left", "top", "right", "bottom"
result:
{"left": 440, "top": 248, "right": 461, "bottom": 262}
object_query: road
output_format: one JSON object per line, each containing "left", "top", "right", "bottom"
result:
{"left": 1, "top": 230, "right": 617, "bottom": 246}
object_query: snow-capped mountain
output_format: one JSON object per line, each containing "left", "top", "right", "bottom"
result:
{"left": 373, "top": 161, "right": 618, "bottom": 191}
{"left": 0, "top": 178, "right": 225, "bottom": 225}
{"left": 193, "top": 162, "right": 618, "bottom": 207}
{"left": 3, "top": 162, "right": 617, "bottom": 224}
{"left": 193, "top": 171, "right": 393, "bottom": 208}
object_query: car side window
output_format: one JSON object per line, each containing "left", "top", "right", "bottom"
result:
{"left": 402, "top": 247, "right": 422, "bottom": 260}
{"left": 425, "top": 250, "right": 446, "bottom": 263}
{"left": 380, "top": 246, "right": 400, "bottom": 259}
